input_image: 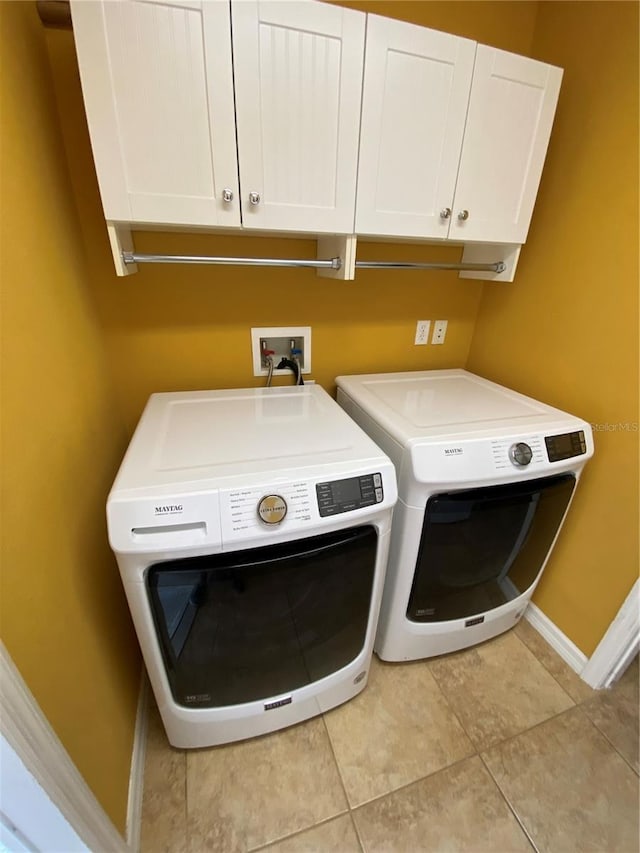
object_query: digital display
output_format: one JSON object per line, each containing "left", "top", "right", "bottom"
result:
{"left": 552, "top": 434, "right": 573, "bottom": 454}
{"left": 545, "top": 431, "right": 586, "bottom": 462}
{"left": 331, "top": 478, "right": 361, "bottom": 504}
{"left": 316, "top": 474, "right": 381, "bottom": 517}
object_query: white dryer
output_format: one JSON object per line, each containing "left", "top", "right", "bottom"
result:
{"left": 107, "top": 384, "right": 397, "bottom": 748}
{"left": 336, "top": 369, "right": 594, "bottom": 661}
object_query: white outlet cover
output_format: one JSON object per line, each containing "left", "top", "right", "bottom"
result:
{"left": 432, "top": 320, "right": 448, "bottom": 344}
{"left": 415, "top": 320, "right": 431, "bottom": 346}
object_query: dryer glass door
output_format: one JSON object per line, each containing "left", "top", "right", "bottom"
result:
{"left": 407, "top": 474, "right": 575, "bottom": 622}
{"left": 147, "top": 525, "right": 377, "bottom": 708}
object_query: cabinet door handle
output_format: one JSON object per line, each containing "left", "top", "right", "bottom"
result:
{"left": 440, "top": 207, "right": 451, "bottom": 220}
{"left": 222, "top": 188, "right": 234, "bottom": 203}
{"left": 457, "top": 209, "right": 469, "bottom": 221}
{"left": 249, "top": 192, "right": 261, "bottom": 206}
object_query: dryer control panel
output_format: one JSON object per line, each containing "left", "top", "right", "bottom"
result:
{"left": 316, "top": 473, "right": 384, "bottom": 517}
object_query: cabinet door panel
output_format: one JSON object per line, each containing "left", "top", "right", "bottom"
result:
{"left": 232, "top": 0, "right": 365, "bottom": 232}
{"left": 355, "top": 16, "right": 476, "bottom": 239}
{"left": 451, "top": 46, "right": 562, "bottom": 243}
{"left": 71, "top": 0, "right": 240, "bottom": 227}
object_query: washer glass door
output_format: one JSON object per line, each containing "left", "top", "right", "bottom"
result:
{"left": 407, "top": 474, "right": 576, "bottom": 622}
{"left": 146, "top": 525, "right": 377, "bottom": 707}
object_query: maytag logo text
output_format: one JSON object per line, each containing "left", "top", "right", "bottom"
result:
{"left": 154, "top": 504, "right": 183, "bottom": 515}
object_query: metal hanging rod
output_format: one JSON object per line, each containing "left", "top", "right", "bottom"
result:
{"left": 121, "top": 252, "right": 342, "bottom": 270}
{"left": 122, "top": 252, "right": 506, "bottom": 274}
{"left": 355, "top": 260, "right": 507, "bottom": 273}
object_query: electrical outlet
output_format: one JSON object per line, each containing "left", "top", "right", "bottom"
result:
{"left": 432, "top": 320, "right": 448, "bottom": 345}
{"left": 414, "top": 320, "right": 431, "bottom": 345}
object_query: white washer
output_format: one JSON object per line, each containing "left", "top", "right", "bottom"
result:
{"left": 107, "top": 384, "right": 397, "bottom": 748}
{"left": 336, "top": 369, "right": 594, "bottom": 661}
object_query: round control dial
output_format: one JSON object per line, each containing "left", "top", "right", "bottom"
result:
{"left": 257, "top": 494, "right": 287, "bottom": 525}
{"left": 509, "top": 442, "right": 533, "bottom": 467}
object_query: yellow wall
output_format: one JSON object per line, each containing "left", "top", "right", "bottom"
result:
{"left": 332, "top": 0, "right": 538, "bottom": 54}
{"left": 47, "top": 1, "right": 539, "bottom": 431}
{"left": 5, "top": 0, "right": 634, "bottom": 833}
{"left": 0, "top": 3, "right": 140, "bottom": 833}
{"left": 467, "top": 1, "right": 639, "bottom": 655}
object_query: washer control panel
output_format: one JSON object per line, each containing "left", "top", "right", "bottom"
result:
{"left": 316, "top": 473, "right": 384, "bottom": 517}
{"left": 545, "top": 430, "right": 587, "bottom": 462}
{"left": 224, "top": 482, "right": 311, "bottom": 537}
{"left": 491, "top": 436, "right": 545, "bottom": 471}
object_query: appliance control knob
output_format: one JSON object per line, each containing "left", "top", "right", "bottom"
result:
{"left": 257, "top": 494, "right": 287, "bottom": 525}
{"left": 509, "top": 442, "right": 533, "bottom": 467}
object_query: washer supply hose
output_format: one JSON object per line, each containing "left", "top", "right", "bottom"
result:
{"left": 276, "top": 357, "right": 304, "bottom": 385}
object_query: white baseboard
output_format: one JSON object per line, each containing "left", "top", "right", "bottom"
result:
{"left": 525, "top": 602, "right": 588, "bottom": 675}
{"left": 126, "top": 672, "right": 149, "bottom": 853}
{"left": 580, "top": 580, "right": 640, "bottom": 689}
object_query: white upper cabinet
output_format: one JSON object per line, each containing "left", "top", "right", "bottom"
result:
{"left": 450, "top": 46, "right": 563, "bottom": 244}
{"left": 71, "top": 1, "right": 561, "bottom": 249}
{"left": 355, "top": 15, "right": 476, "bottom": 240}
{"left": 71, "top": 0, "right": 365, "bottom": 234}
{"left": 71, "top": 0, "right": 241, "bottom": 228}
{"left": 355, "top": 17, "right": 562, "bottom": 245}
{"left": 231, "top": 1, "right": 365, "bottom": 233}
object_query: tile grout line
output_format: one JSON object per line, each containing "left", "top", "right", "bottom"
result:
{"left": 425, "top": 632, "right": 585, "bottom": 755}
{"left": 348, "top": 812, "right": 367, "bottom": 853}
{"left": 476, "top": 700, "right": 640, "bottom": 852}
{"left": 479, "top": 702, "right": 582, "bottom": 756}
{"left": 510, "top": 630, "right": 579, "bottom": 707}
{"left": 182, "top": 748, "right": 189, "bottom": 853}
{"left": 244, "top": 713, "right": 358, "bottom": 853}
{"left": 477, "top": 751, "right": 541, "bottom": 853}
{"left": 579, "top": 708, "right": 640, "bottom": 778}
{"left": 319, "top": 711, "right": 366, "bottom": 853}
{"left": 318, "top": 658, "right": 492, "bottom": 815}
{"left": 513, "top": 628, "right": 592, "bottom": 707}
{"left": 514, "top": 628, "right": 640, "bottom": 773}
{"left": 423, "top": 658, "right": 480, "bottom": 749}
{"left": 472, "top": 700, "right": 639, "bottom": 846}
{"left": 248, "top": 811, "right": 354, "bottom": 853}
{"left": 320, "top": 667, "right": 485, "bottom": 834}
{"left": 320, "top": 711, "right": 355, "bottom": 810}
{"left": 348, "top": 752, "right": 481, "bottom": 812}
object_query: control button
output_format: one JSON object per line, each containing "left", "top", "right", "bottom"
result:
{"left": 318, "top": 505, "right": 339, "bottom": 517}
{"left": 257, "top": 494, "right": 287, "bottom": 525}
{"left": 375, "top": 488, "right": 383, "bottom": 502}
{"left": 508, "top": 442, "right": 533, "bottom": 467}
{"left": 373, "top": 473, "right": 382, "bottom": 488}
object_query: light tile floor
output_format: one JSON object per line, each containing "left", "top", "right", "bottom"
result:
{"left": 140, "top": 622, "right": 639, "bottom": 853}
